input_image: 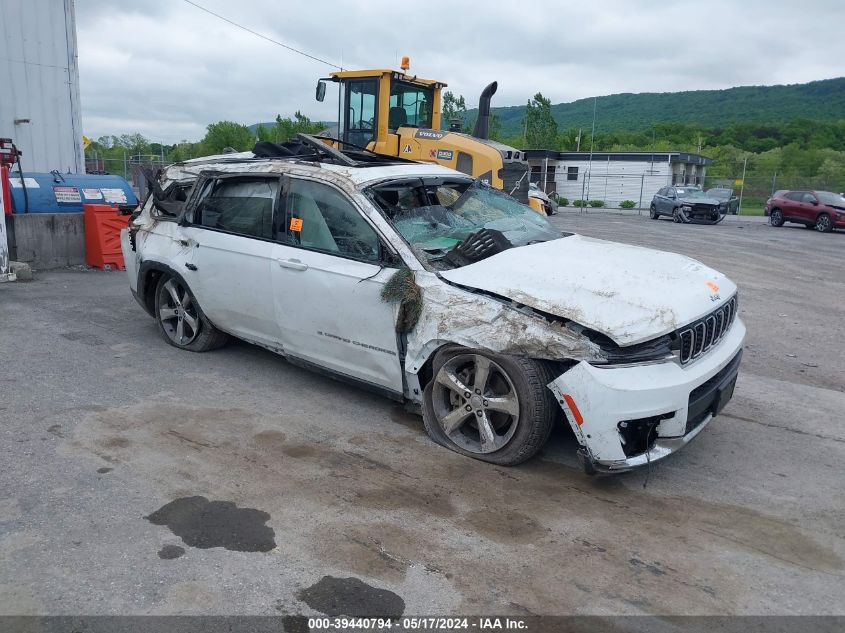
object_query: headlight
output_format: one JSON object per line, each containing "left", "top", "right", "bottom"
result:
{"left": 581, "top": 329, "right": 675, "bottom": 365}
{"left": 681, "top": 205, "right": 692, "bottom": 212}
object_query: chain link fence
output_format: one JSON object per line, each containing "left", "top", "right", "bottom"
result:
{"left": 701, "top": 173, "right": 843, "bottom": 213}
{"left": 538, "top": 169, "right": 836, "bottom": 215}
{"left": 84, "top": 153, "right": 839, "bottom": 215}
{"left": 85, "top": 154, "right": 171, "bottom": 198}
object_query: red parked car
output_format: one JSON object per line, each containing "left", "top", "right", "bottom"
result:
{"left": 767, "top": 190, "right": 845, "bottom": 232}
{"left": 763, "top": 190, "right": 787, "bottom": 216}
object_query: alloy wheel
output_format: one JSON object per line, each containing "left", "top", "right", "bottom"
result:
{"left": 430, "top": 354, "right": 520, "bottom": 454}
{"left": 816, "top": 214, "right": 831, "bottom": 232}
{"left": 158, "top": 279, "right": 201, "bottom": 346}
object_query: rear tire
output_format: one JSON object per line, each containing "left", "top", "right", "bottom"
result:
{"left": 154, "top": 275, "right": 229, "bottom": 352}
{"left": 649, "top": 205, "right": 659, "bottom": 219}
{"left": 422, "top": 348, "right": 557, "bottom": 466}
{"left": 815, "top": 213, "right": 833, "bottom": 233}
{"left": 769, "top": 208, "right": 784, "bottom": 227}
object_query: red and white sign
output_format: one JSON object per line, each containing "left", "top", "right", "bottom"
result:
{"left": 53, "top": 185, "right": 81, "bottom": 204}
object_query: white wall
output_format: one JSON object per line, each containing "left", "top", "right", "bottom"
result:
{"left": 0, "top": 0, "right": 84, "bottom": 174}
{"left": 535, "top": 159, "right": 672, "bottom": 208}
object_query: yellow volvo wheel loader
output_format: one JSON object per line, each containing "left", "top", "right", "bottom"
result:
{"left": 316, "top": 59, "right": 544, "bottom": 214}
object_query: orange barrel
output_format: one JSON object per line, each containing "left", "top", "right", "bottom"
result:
{"left": 83, "top": 204, "right": 130, "bottom": 270}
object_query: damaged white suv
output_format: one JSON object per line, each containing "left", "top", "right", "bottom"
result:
{"left": 122, "top": 135, "right": 745, "bottom": 473}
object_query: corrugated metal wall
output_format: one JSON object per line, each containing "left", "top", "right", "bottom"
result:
{"left": 0, "top": 0, "right": 84, "bottom": 173}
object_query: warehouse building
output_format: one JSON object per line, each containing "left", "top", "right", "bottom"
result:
{"left": 524, "top": 150, "right": 713, "bottom": 208}
{"left": 0, "top": 0, "right": 84, "bottom": 174}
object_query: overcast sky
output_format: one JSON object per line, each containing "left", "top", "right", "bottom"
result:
{"left": 75, "top": 0, "right": 845, "bottom": 144}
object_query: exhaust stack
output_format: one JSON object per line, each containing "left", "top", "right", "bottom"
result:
{"left": 472, "top": 81, "right": 498, "bottom": 140}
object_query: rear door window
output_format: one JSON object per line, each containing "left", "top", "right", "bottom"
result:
{"left": 193, "top": 177, "right": 280, "bottom": 240}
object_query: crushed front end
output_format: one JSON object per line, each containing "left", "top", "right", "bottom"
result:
{"left": 548, "top": 302, "right": 746, "bottom": 474}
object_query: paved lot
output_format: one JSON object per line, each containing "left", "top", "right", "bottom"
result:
{"left": 0, "top": 214, "right": 843, "bottom": 617}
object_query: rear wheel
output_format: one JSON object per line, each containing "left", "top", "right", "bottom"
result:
{"left": 154, "top": 275, "right": 228, "bottom": 352}
{"left": 422, "top": 348, "right": 557, "bottom": 466}
{"left": 769, "top": 208, "right": 784, "bottom": 227}
{"left": 815, "top": 213, "right": 833, "bottom": 233}
{"left": 649, "top": 205, "right": 659, "bottom": 219}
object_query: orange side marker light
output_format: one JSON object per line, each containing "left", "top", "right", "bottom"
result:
{"left": 563, "top": 394, "right": 584, "bottom": 426}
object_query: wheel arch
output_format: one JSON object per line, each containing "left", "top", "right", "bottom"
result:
{"left": 408, "top": 340, "right": 572, "bottom": 400}
{"left": 137, "top": 260, "right": 191, "bottom": 318}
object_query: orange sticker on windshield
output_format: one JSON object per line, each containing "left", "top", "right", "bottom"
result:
{"left": 290, "top": 217, "right": 303, "bottom": 232}
{"left": 706, "top": 281, "right": 720, "bottom": 293}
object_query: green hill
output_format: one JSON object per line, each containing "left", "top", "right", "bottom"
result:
{"left": 478, "top": 77, "right": 845, "bottom": 137}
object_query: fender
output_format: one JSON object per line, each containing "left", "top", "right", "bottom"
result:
{"left": 135, "top": 259, "right": 192, "bottom": 317}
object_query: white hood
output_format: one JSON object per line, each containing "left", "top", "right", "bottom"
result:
{"left": 440, "top": 234, "right": 736, "bottom": 346}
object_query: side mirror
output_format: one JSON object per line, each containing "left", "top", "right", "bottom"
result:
{"left": 315, "top": 80, "right": 327, "bottom": 102}
{"left": 810, "top": 199, "right": 819, "bottom": 205}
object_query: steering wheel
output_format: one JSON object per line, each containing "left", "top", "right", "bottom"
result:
{"left": 356, "top": 117, "right": 374, "bottom": 133}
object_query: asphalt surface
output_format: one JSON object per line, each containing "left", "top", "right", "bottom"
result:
{"left": 0, "top": 213, "right": 843, "bottom": 618}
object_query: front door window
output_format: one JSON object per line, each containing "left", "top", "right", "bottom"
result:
{"left": 345, "top": 80, "right": 378, "bottom": 147}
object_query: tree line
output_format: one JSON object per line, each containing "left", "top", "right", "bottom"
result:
{"left": 448, "top": 89, "right": 845, "bottom": 188}
{"left": 87, "top": 92, "right": 844, "bottom": 190}
{"left": 85, "top": 111, "right": 324, "bottom": 165}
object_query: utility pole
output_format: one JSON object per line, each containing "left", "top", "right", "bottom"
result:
{"left": 523, "top": 114, "right": 528, "bottom": 149}
{"left": 738, "top": 156, "right": 748, "bottom": 215}
{"left": 638, "top": 173, "right": 645, "bottom": 214}
{"left": 576, "top": 128, "right": 581, "bottom": 151}
{"left": 543, "top": 157, "right": 548, "bottom": 193}
{"left": 650, "top": 128, "right": 656, "bottom": 173}
{"left": 584, "top": 96, "right": 597, "bottom": 210}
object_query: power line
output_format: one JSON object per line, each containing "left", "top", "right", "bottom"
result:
{"left": 182, "top": 0, "right": 342, "bottom": 70}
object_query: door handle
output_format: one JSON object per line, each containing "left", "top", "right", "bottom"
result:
{"left": 277, "top": 258, "right": 308, "bottom": 271}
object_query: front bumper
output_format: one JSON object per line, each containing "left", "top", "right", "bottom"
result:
{"left": 548, "top": 318, "right": 746, "bottom": 473}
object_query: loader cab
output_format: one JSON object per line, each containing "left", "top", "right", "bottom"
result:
{"left": 315, "top": 65, "right": 531, "bottom": 205}
{"left": 319, "top": 69, "right": 444, "bottom": 155}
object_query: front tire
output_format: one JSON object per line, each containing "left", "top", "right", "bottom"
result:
{"left": 422, "top": 348, "right": 557, "bottom": 466}
{"left": 649, "top": 205, "right": 659, "bottom": 219}
{"left": 154, "top": 275, "right": 228, "bottom": 352}
{"left": 770, "top": 208, "right": 784, "bottom": 227}
{"left": 815, "top": 213, "right": 833, "bottom": 233}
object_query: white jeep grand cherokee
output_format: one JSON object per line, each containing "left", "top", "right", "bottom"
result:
{"left": 122, "top": 136, "right": 745, "bottom": 474}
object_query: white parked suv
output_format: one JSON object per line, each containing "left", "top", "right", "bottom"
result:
{"left": 122, "top": 135, "right": 745, "bottom": 473}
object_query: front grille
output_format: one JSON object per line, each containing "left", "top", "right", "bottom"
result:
{"left": 691, "top": 203, "right": 717, "bottom": 215}
{"left": 678, "top": 295, "right": 738, "bottom": 365}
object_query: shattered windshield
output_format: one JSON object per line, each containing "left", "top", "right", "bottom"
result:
{"left": 677, "top": 188, "right": 706, "bottom": 198}
{"left": 369, "top": 178, "right": 562, "bottom": 268}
